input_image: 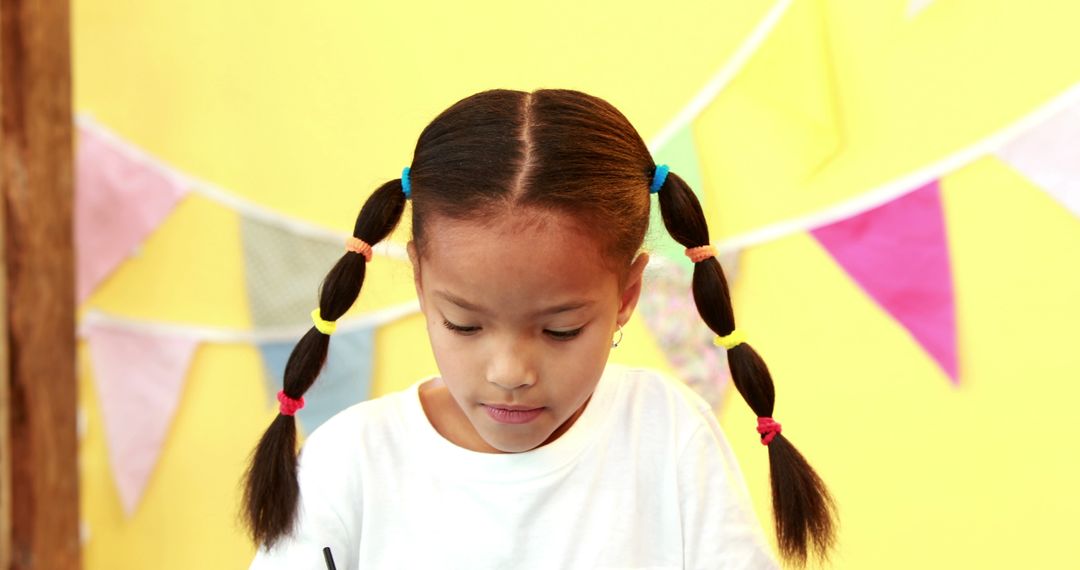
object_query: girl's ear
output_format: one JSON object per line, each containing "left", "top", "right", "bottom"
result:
{"left": 407, "top": 240, "right": 426, "bottom": 312}
{"left": 615, "top": 252, "right": 650, "bottom": 327}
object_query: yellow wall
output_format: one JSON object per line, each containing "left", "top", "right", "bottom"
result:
{"left": 74, "top": 1, "right": 1080, "bottom": 567}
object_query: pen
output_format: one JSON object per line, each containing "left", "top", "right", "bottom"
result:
{"left": 323, "top": 546, "right": 337, "bottom": 570}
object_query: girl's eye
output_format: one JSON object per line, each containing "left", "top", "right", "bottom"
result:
{"left": 546, "top": 328, "right": 583, "bottom": 341}
{"left": 442, "top": 319, "right": 480, "bottom": 335}
{"left": 440, "top": 319, "right": 584, "bottom": 341}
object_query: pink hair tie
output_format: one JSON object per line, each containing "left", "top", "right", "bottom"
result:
{"left": 757, "top": 417, "right": 782, "bottom": 445}
{"left": 345, "top": 237, "right": 373, "bottom": 262}
{"left": 277, "top": 390, "right": 305, "bottom": 416}
{"left": 684, "top": 244, "right": 718, "bottom": 264}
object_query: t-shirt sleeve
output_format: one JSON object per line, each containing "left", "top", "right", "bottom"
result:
{"left": 678, "top": 407, "right": 781, "bottom": 570}
{"left": 248, "top": 421, "right": 361, "bottom": 570}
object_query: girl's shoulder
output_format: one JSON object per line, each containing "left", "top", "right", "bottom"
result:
{"left": 308, "top": 384, "right": 405, "bottom": 430}
{"left": 606, "top": 363, "right": 719, "bottom": 444}
{"left": 611, "top": 363, "right": 715, "bottom": 414}
{"left": 297, "top": 381, "right": 420, "bottom": 467}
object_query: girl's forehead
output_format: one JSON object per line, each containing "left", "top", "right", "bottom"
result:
{"left": 420, "top": 211, "right": 619, "bottom": 304}
{"left": 425, "top": 209, "right": 597, "bottom": 254}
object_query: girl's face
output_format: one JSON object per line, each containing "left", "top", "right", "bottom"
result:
{"left": 407, "top": 208, "right": 648, "bottom": 453}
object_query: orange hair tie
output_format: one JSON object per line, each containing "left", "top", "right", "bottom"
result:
{"left": 345, "top": 237, "right": 373, "bottom": 262}
{"left": 684, "top": 244, "right": 718, "bottom": 263}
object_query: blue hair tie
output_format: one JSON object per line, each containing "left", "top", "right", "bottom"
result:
{"left": 401, "top": 166, "right": 412, "bottom": 199}
{"left": 649, "top": 164, "right": 669, "bottom": 194}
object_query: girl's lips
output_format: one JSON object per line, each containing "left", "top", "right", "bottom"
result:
{"left": 483, "top": 404, "right": 544, "bottom": 424}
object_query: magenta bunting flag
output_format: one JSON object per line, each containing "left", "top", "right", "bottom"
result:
{"left": 85, "top": 323, "right": 199, "bottom": 515}
{"left": 810, "top": 180, "right": 958, "bottom": 383}
{"left": 76, "top": 124, "right": 189, "bottom": 303}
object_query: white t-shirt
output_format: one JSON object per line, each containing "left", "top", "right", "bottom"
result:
{"left": 249, "top": 363, "right": 780, "bottom": 569}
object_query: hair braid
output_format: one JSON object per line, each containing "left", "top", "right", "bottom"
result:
{"left": 241, "top": 178, "right": 408, "bottom": 548}
{"left": 655, "top": 170, "right": 837, "bottom": 565}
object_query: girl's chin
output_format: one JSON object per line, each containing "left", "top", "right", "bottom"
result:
{"left": 491, "top": 442, "right": 540, "bottom": 454}
{"left": 477, "top": 428, "right": 552, "bottom": 454}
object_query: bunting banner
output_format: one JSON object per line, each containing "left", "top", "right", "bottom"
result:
{"left": 810, "top": 179, "right": 958, "bottom": 382}
{"left": 78, "top": 301, "right": 418, "bottom": 516}
{"left": 642, "top": 0, "right": 793, "bottom": 272}
{"left": 692, "top": 0, "right": 842, "bottom": 200}
{"left": 996, "top": 97, "right": 1080, "bottom": 220}
{"left": 240, "top": 215, "right": 347, "bottom": 327}
{"left": 713, "top": 80, "right": 1080, "bottom": 256}
{"left": 84, "top": 321, "right": 200, "bottom": 516}
{"left": 75, "top": 123, "right": 189, "bottom": 303}
{"left": 646, "top": 0, "right": 794, "bottom": 153}
{"left": 74, "top": 115, "right": 410, "bottom": 308}
{"left": 640, "top": 254, "right": 740, "bottom": 409}
{"left": 72, "top": 34, "right": 1080, "bottom": 517}
{"left": 258, "top": 326, "right": 377, "bottom": 435}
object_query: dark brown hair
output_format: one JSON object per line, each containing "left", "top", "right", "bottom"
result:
{"left": 242, "top": 88, "right": 836, "bottom": 564}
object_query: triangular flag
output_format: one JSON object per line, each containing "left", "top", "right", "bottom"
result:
{"left": 697, "top": 0, "right": 844, "bottom": 202}
{"left": 907, "top": 0, "right": 935, "bottom": 18}
{"left": 240, "top": 215, "right": 345, "bottom": 327}
{"left": 996, "top": 99, "right": 1080, "bottom": 219}
{"left": 85, "top": 323, "right": 199, "bottom": 515}
{"left": 258, "top": 326, "right": 377, "bottom": 434}
{"left": 640, "top": 254, "right": 740, "bottom": 409}
{"left": 810, "top": 180, "right": 958, "bottom": 383}
{"left": 648, "top": 123, "right": 708, "bottom": 270}
{"left": 75, "top": 124, "right": 189, "bottom": 303}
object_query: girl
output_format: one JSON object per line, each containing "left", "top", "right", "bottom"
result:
{"left": 244, "top": 89, "right": 836, "bottom": 569}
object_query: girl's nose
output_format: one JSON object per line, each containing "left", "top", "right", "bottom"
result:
{"left": 486, "top": 341, "right": 538, "bottom": 391}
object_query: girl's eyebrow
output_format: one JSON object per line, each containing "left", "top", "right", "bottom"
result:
{"left": 434, "top": 290, "right": 593, "bottom": 316}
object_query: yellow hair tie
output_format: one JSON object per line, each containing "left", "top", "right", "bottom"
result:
{"left": 713, "top": 329, "right": 746, "bottom": 349}
{"left": 310, "top": 308, "right": 337, "bottom": 335}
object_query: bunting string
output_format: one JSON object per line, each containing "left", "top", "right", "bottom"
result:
{"left": 75, "top": 114, "right": 409, "bottom": 262}
{"left": 78, "top": 299, "right": 420, "bottom": 344}
{"left": 713, "top": 77, "right": 1080, "bottom": 254}
{"left": 647, "top": 0, "right": 794, "bottom": 153}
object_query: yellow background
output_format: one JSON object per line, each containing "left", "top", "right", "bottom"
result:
{"left": 73, "top": 0, "right": 1080, "bottom": 567}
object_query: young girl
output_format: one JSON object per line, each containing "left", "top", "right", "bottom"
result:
{"left": 244, "top": 89, "right": 836, "bottom": 569}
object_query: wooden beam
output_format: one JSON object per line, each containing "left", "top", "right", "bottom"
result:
{"left": 0, "top": 0, "right": 79, "bottom": 567}
{"left": 0, "top": 186, "right": 7, "bottom": 568}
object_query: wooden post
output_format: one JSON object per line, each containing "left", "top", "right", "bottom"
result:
{"left": 0, "top": 0, "right": 79, "bottom": 568}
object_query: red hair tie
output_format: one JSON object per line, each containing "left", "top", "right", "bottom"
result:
{"left": 757, "top": 417, "right": 782, "bottom": 445}
{"left": 277, "top": 390, "right": 305, "bottom": 416}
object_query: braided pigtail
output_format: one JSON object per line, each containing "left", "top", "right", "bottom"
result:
{"left": 241, "top": 178, "right": 408, "bottom": 548}
{"left": 653, "top": 167, "right": 837, "bottom": 565}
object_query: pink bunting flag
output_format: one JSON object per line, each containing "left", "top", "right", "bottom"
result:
{"left": 811, "top": 180, "right": 958, "bottom": 383}
{"left": 85, "top": 323, "right": 199, "bottom": 515}
{"left": 996, "top": 99, "right": 1080, "bottom": 219}
{"left": 76, "top": 123, "right": 189, "bottom": 303}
